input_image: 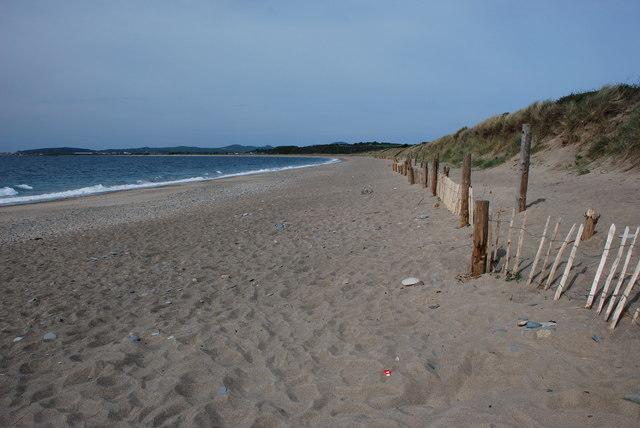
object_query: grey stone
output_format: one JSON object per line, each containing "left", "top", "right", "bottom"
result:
{"left": 526, "top": 321, "right": 542, "bottom": 329}
{"left": 275, "top": 223, "right": 286, "bottom": 231}
{"left": 43, "top": 332, "right": 57, "bottom": 341}
{"left": 128, "top": 334, "right": 141, "bottom": 343}
{"left": 13, "top": 336, "right": 24, "bottom": 342}
{"left": 401, "top": 277, "right": 423, "bottom": 286}
{"left": 623, "top": 390, "right": 640, "bottom": 405}
{"left": 217, "top": 385, "right": 230, "bottom": 396}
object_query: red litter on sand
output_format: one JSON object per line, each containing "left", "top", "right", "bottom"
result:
{"left": 383, "top": 369, "right": 392, "bottom": 376}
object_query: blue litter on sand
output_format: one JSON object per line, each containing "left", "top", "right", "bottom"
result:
{"left": 525, "top": 321, "right": 542, "bottom": 329}
{"left": 217, "top": 385, "right": 230, "bottom": 396}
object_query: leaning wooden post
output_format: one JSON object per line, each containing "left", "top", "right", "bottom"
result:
{"left": 544, "top": 223, "right": 576, "bottom": 289}
{"left": 609, "top": 257, "right": 640, "bottom": 329}
{"left": 470, "top": 200, "right": 490, "bottom": 277}
{"left": 489, "top": 210, "right": 501, "bottom": 272}
{"left": 596, "top": 226, "right": 630, "bottom": 314}
{"left": 526, "top": 216, "right": 550, "bottom": 287}
{"left": 581, "top": 208, "right": 600, "bottom": 241}
{"left": 443, "top": 166, "right": 450, "bottom": 177}
{"left": 585, "top": 223, "right": 616, "bottom": 309}
{"left": 407, "top": 166, "right": 415, "bottom": 185}
{"left": 459, "top": 153, "right": 471, "bottom": 227}
{"left": 502, "top": 208, "right": 516, "bottom": 274}
{"left": 511, "top": 210, "right": 528, "bottom": 276}
{"left": 431, "top": 154, "right": 439, "bottom": 196}
{"left": 538, "top": 218, "right": 561, "bottom": 286}
{"left": 554, "top": 224, "right": 584, "bottom": 300}
{"left": 516, "top": 124, "right": 532, "bottom": 212}
{"left": 634, "top": 307, "right": 640, "bottom": 324}
{"left": 421, "top": 163, "right": 428, "bottom": 188}
{"left": 605, "top": 227, "right": 639, "bottom": 320}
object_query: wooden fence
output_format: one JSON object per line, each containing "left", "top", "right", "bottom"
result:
{"left": 435, "top": 173, "right": 474, "bottom": 223}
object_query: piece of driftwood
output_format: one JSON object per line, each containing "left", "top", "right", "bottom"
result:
{"left": 502, "top": 208, "right": 516, "bottom": 274}
{"left": 489, "top": 210, "right": 501, "bottom": 273}
{"left": 511, "top": 210, "right": 528, "bottom": 275}
{"left": 582, "top": 208, "right": 600, "bottom": 241}
{"left": 539, "top": 218, "right": 561, "bottom": 286}
{"left": 545, "top": 223, "right": 576, "bottom": 290}
{"left": 604, "top": 227, "right": 640, "bottom": 320}
{"left": 526, "top": 216, "right": 551, "bottom": 287}
{"left": 585, "top": 223, "right": 616, "bottom": 309}
{"left": 596, "top": 226, "right": 630, "bottom": 314}
{"left": 554, "top": 224, "right": 584, "bottom": 300}
{"left": 609, "top": 257, "right": 640, "bottom": 329}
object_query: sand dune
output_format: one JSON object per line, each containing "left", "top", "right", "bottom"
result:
{"left": 1, "top": 157, "right": 639, "bottom": 426}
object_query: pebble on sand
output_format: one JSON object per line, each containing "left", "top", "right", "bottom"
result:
{"left": 623, "top": 390, "right": 640, "bottom": 405}
{"left": 217, "top": 385, "right": 230, "bottom": 396}
{"left": 43, "top": 332, "right": 57, "bottom": 341}
{"left": 14, "top": 336, "right": 24, "bottom": 342}
{"left": 517, "top": 318, "right": 528, "bottom": 327}
{"left": 401, "top": 277, "right": 423, "bottom": 286}
{"left": 128, "top": 334, "right": 141, "bottom": 343}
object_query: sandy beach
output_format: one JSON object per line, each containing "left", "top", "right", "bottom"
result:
{"left": 1, "top": 157, "right": 639, "bottom": 426}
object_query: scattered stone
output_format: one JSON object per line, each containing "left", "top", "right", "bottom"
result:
{"left": 401, "top": 277, "right": 423, "bottom": 286}
{"left": 428, "top": 304, "right": 440, "bottom": 309}
{"left": 128, "top": 334, "right": 141, "bottom": 343}
{"left": 220, "top": 274, "right": 231, "bottom": 279}
{"left": 43, "top": 332, "right": 57, "bottom": 341}
{"left": 415, "top": 214, "right": 429, "bottom": 220}
{"left": 241, "top": 212, "right": 249, "bottom": 217}
{"left": 167, "top": 335, "right": 175, "bottom": 340}
{"left": 13, "top": 336, "right": 24, "bottom": 342}
{"left": 151, "top": 331, "right": 161, "bottom": 336}
{"left": 360, "top": 186, "right": 373, "bottom": 195}
{"left": 433, "top": 202, "right": 440, "bottom": 208}
{"left": 509, "top": 344, "right": 521, "bottom": 352}
{"left": 517, "top": 318, "right": 528, "bottom": 327}
{"left": 540, "top": 321, "right": 557, "bottom": 330}
{"left": 217, "top": 385, "right": 230, "bottom": 396}
{"left": 275, "top": 223, "right": 286, "bottom": 231}
{"left": 592, "top": 335, "right": 603, "bottom": 343}
{"left": 525, "top": 321, "right": 542, "bottom": 329}
{"left": 623, "top": 390, "right": 640, "bottom": 405}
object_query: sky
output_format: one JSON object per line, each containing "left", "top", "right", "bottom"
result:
{"left": 1, "top": 1, "right": 640, "bottom": 151}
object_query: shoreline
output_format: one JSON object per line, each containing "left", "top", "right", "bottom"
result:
{"left": 0, "top": 155, "right": 340, "bottom": 208}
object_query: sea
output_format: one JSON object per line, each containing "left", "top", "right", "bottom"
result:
{"left": 0, "top": 155, "right": 338, "bottom": 206}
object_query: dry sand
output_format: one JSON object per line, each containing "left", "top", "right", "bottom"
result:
{"left": 1, "top": 157, "right": 639, "bottom": 426}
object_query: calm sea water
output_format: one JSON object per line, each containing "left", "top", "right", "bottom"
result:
{"left": 0, "top": 155, "right": 337, "bottom": 206}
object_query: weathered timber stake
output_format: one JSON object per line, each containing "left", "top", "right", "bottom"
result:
{"left": 459, "top": 153, "right": 471, "bottom": 227}
{"left": 431, "top": 154, "right": 439, "bottom": 196}
{"left": 526, "top": 216, "right": 550, "bottom": 287}
{"left": 554, "top": 223, "right": 584, "bottom": 300}
{"left": 502, "top": 208, "right": 516, "bottom": 274}
{"left": 408, "top": 166, "right": 415, "bottom": 185}
{"left": 597, "top": 226, "right": 630, "bottom": 314}
{"left": 421, "top": 163, "right": 428, "bottom": 188}
{"left": 489, "top": 210, "right": 501, "bottom": 273}
{"left": 609, "top": 257, "right": 640, "bottom": 329}
{"left": 516, "top": 124, "right": 532, "bottom": 212}
{"left": 581, "top": 208, "right": 600, "bottom": 241}
{"left": 585, "top": 223, "right": 616, "bottom": 308}
{"left": 634, "top": 307, "right": 640, "bottom": 324}
{"left": 605, "top": 227, "right": 640, "bottom": 320}
{"left": 511, "top": 210, "right": 528, "bottom": 275}
{"left": 545, "top": 223, "right": 576, "bottom": 289}
{"left": 443, "top": 166, "right": 450, "bottom": 176}
{"left": 487, "top": 214, "right": 494, "bottom": 273}
{"left": 539, "top": 218, "right": 561, "bottom": 285}
{"left": 470, "top": 200, "right": 490, "bottom": 277}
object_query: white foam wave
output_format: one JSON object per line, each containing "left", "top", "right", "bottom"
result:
{"left": 16, "top": 184, "right": 34, "bottom": 190}
{"left": 0, "top": 158, "right": 340, "bottom": 206}
{"left": 0, "top": 187, "right": 18, "bottom": 197}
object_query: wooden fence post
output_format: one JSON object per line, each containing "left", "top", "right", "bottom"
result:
{"left": 431, "top": 154, "right": 439, "bottom": 196}
{"left": 526, "top": 216, "right": 550, "bottom": 287}
{"left": 581, "top": 208, "right": 599, "bottom": 241}
{"left": 538, "top": 218, "right": 561, "bottom": 285}
{"left": 470, "top": 200, "right": 490, "bottom": 277}
{"left": 604, "top": 227, "right": 639, "bottom": 320}
{"left": 502, "top": 208, "right": 516, "bottom": 274}
{"left": 516, "top": 124, "right": 531, "bottom": 212}
{"left": 554, "top": 223, "right": 584, "bottom": 300}
{"left": 459, "top": 153, "right": 471, "bottom": 227}
{"left": 544, "top": 223, "right": 576, "bottom": 290}
{"left": 421, "top": 163, "right": 428, "bottom": 188}
{"left": 585, "top": 223, "right": 616, "bottom": 308}
{"left": 408, "top": 166, "right": 415, "bottom": 185}
{"left": 597, "top": 226, "right": 630, "bottom": 314}
{"left": 511, "top": 210, "right": 528, "bottom": 276}
{"left": 609, "top": 257, "right": 640, "bottom": 329}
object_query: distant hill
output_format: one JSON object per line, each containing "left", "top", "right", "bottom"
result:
{"left": 15, "top": 145, "right": 272, "bottom": 156}
{"left": 259, "top": 142, "right": 406, "bottom": 155}
{"left": 374, "top": 84, "right": 640, "bottom": 172}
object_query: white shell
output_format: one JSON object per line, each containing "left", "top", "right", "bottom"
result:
{"left": 401, "top": 277, "right": 423, "bottom": 286}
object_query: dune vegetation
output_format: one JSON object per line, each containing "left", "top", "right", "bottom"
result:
{"left": 375, "top": 84, "right": 640, "bottom": 171}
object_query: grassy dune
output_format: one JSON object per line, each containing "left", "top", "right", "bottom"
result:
{"left": 376, "top": 84, "right": 640, "bottom": 171}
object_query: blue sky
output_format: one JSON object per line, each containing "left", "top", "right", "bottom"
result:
{"left": 1, "top": 1, "right": 639, "bottom": 151}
